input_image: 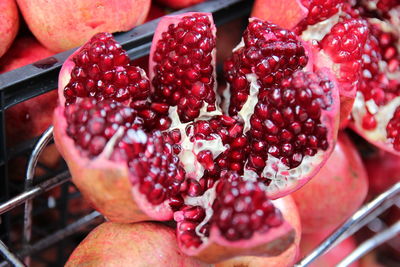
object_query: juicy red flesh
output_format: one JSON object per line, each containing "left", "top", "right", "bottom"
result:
{"left": 387, "top": 107, "right": 400, "bottom": 151}
{"left": 213, "top": 175, "right": 283, "bottom": 241}
{"left": 295, "top": 0, "right": 345, "bottom": 33}
{"left": 224, "top": 19, "right": 308, "bottom": 115}
{"left": 64, "top": 33, "right": 150, "bottom": 106}
{"left": 248, "top": 70, "right": 333, "bottom": 169}
{"left": 65, "top": 99, "right": 185, "bottom": 205}
{"left": 177, "top": 205, "right": 209, "bottom": 248}
{"left": 151, "top": 14, "right": 216, "bottom": 122}
{"left": 321, "top": 18, "right": 369, "bottom": 92}
{"left": 65, "top": 99, "right": 141, "bottom": 157}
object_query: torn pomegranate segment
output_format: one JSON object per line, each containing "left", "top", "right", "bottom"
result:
{"left": 54, "top": 13, "right": 341, "bottom": 263}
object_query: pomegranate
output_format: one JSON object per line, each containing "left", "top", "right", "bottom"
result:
{"left": 0, "top": 0, "right": 19, "bottom": 58}
{"left": 292, "top": 132, "right": 368, "bottom": 233}
{"left": 156, "top": 0, "right": 205, "bottom": 9}
{"left": 15, "top": 0, "right": 151, "bottom": 52}
{"left": 65, "top": 222, "right": 210, "bottom": 267}
{"left": 251, "top": 0, "right": 369, "bottom": 128}
{"left": 364, "top": 150, "right": 400, "bottom": 197}
{"left": 216, "top": 196, "right": 301, "bottom": 267}
{"left": 300, "top": 230, "right": 359, "bottom": 267}
{"left": 54, "top": 13, "right": 341, "bottom": 262}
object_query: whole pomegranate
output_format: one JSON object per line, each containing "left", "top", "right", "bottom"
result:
{"left": 364, "top": 151, "right": 400, "bottom": 197}
{"left": 0, "top": 0, "right": 19, "bottom": 58}
{"left": 16, "top": 0, "right": 151, "bottom": 52}
{"left": 292, "top": 132, "right": 368, "bottom": 233}
{"left": 54, "top": 13, "right": 340, "bottom": 262}
{"left": 156, "top": 0, "right": 205, "bottom": 9}
{"left": 65, "top": 222, "right": 210, "bottom": 267}
{"left": 300, "top": 230, "right": 359, "bottom": 267}
{"left": 216, "top": 196, "right": 301, "bottom": 267}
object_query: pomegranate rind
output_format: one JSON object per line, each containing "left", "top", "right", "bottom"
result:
{"left": 54, "top": 41, "right": 174, "bottom": 223}
{"left": 251, "top": 0, "right": 308, "bottom": 30}
{"left": 216, "top": 196, "right": 301, "bottom": 267}
{"left": 65, "top": 222, "right": 210, "bottom": 267}
{"left": 292, "top": 132, "right": 368, "bottom": 233}
{"left": 148, "top": 12, "right": 217, "bottom": 106}
{"left": 175, "top": 198, "right": 295, "bottom": 264}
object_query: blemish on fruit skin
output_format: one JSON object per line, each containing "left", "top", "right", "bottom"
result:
{"left": 86, "top": 20, "right": 105, "bottom": 29}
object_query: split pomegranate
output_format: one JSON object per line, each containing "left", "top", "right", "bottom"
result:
{"left": 292, "top": 132, "right": 368, "bottom": 233}
{"left": 0, "top": 0, "right": 19, "bottom": 58}
{"left": 54, "top": 12, "right": 342, "bottom": 262}
{"left": 65, "top": 222, "right": 210, "bottom": 267}
{"left": 16, "top": 0, "right": 151, "bottom": 52}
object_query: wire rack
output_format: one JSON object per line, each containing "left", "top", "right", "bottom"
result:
{"left": 0, "top": 0, "right": 399, "bottom": 266}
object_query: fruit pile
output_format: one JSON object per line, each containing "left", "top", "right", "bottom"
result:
{"left": 0, "top": 0, "right": 399, "bottom": 266}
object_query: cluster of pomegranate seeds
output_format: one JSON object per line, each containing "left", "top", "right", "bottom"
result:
{"left": 128, "top": 131, "right": 186, "bottom": 205}
{"left": 294, "top": 0, "right": 345, "bottom": 33}
{"left": 224, "top": 19, "right": 308, "bottom": 114}
{"left": 64, "top": 33, "right": 151, "bottom": 106}
{"left": 321, "top": 18, "right": 369, "bottom": 92}
{"left": 177, "top": 206, "right": 208, "bottom": 248}
{"left": 387, "top": 107, "right": 400, "bottom": 150}
{"left": 213, "top": 176, "right": 283, "bottom": 241}
{"left": 65, "top": 99, "right": 141, "bottom": 157}
{"left": 248, "top": 70, "right": 333, "bottom": 169}
{"left": 189, "top": 116, "right": 249, "bottom": 174}
{"left": 151, "top": 13, "right": 216, "bottom": 122}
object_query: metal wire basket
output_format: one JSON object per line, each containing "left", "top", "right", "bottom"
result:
{"left": 0, "top": 0, "right": 399, "bottom": 266}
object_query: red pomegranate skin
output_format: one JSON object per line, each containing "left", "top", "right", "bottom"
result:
{"left": 251, "top": 0, "right": 308, "bottom": 30}
{"left": 292, "top": 132, "right": 368, "bottom": 233}
{"left": 0, "top": 0, "right": 19, "bottom": 57}
{"left": 65, "top": 222, "right": 211, "bottom": 267}
{"left": 216, "top": 196, "right": 301, "bottom": 267}
{"left": 300, "top": 230, "right": 359, "bottom": 267}
{"left": 364, "top": 151, "right": 400, "bottom": 197}
{"left": 0, "top": 36, "right": 57, "bottom": 147}
{"left": 16, "top": 0, "right": 151, "bottom": 52}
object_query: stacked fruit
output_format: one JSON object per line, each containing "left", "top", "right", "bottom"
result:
{"left": 1, "top": 0, "right": 399, "bottom": 266}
